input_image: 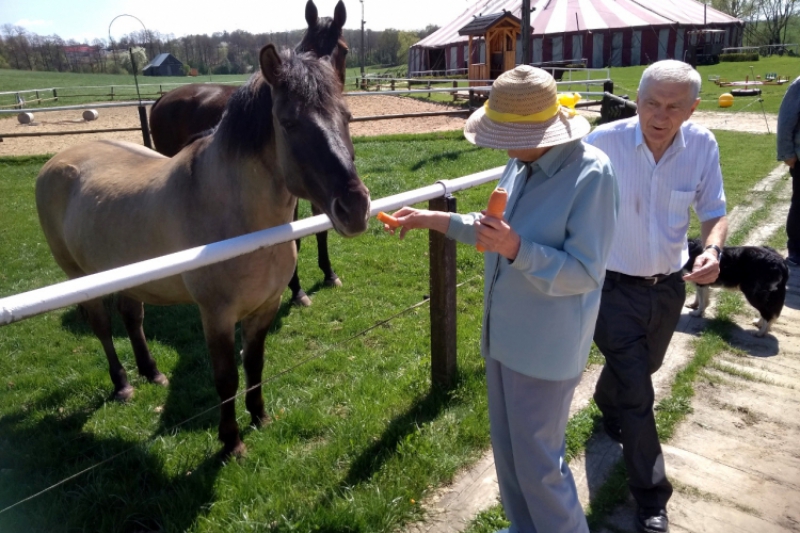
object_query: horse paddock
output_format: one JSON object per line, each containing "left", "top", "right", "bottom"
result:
{"left": 0, "top": 94, "right": 468, "bottom": 157}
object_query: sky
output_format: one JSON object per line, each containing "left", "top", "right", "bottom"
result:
{"left": 0, "top": 0, "right": 483, "bottom": 43}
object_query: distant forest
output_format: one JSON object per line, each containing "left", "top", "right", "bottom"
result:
{"left": 0, "top": 23, "right": 440, "bottom": 75}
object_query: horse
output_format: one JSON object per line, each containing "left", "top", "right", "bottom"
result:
{"left": 35, "top": 45, "right": 370, "bottom": 458}
{"left": 149, "top": 0, "right": 349, "bottom": 307}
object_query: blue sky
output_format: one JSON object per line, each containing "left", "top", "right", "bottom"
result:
{"left": 1, "top": 0, "right": 479, "bottom": 43}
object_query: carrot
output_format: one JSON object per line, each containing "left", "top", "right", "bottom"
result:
{"left": 476, "top": 187, "right": 508, "bottom": 252}
{"left": 377, "top": 211, "right": 401, "bottom": 228}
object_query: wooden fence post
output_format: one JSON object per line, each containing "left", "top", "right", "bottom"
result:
{"left": 110, "top": 86, "right": 114, "bottom": 101}
{"left": 429, "top": 194, "right": 458, "bottom": 388}
{"left": 53, "top": 88, "right": 58, "bottom": 102}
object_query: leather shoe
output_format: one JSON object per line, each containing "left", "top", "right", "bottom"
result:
{"left": 636, "top": 507, "right": 669, "bottom": 533}
{"left": 602, "top": 417, "right": 622, "bottom": 443}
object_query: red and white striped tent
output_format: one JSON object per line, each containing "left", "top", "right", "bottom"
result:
{"left": 409, "top": 0, "right": 743, "bottom": 74}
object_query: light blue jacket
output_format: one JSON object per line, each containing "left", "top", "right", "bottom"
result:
{"left": 446, "top": 140, "right": 619, "bottom": 381}
{"left": 777, "top": 75, "right": 800, "bottom": 161}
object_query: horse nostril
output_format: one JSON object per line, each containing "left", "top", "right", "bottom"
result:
{"left": 331, "top": 192, "right": 370, "bottom": 235}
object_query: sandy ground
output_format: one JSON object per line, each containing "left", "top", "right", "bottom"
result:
{"left": 0, "top": 95, "right": 468, "bottom": 157}
{"left": 0, "top": 95, "right": 780, "bottom": 158}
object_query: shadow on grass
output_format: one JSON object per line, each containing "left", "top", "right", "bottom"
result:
{"left": 410, "top": 147, "right": 483, "bottom": 172}
{"left": 0, "top": 391, "right": 223, "bottom": 533}
{"left": 58, "top": 293, "right": 292, "bottom": 434}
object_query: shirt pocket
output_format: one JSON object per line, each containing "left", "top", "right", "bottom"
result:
{"left": 668, "top": 190, "right": 695, "bottom": 228}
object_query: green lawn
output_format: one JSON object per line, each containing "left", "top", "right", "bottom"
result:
{"left": 0, "top": 129, "right": 782, "bottom": 532}
{"left": 4, "top": 56, "right": 799, "bottom": 113}
{"left": 603, "top": 55, "right": 800, "bottom": 114}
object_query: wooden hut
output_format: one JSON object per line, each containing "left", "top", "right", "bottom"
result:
{"left": 142, "top": 53, "right": 184, "bottom": 77}
{"left": 459, "top": 12, "right": 521, "bottom": 85}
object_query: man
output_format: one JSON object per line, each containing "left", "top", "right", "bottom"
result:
{"left": 584, "top": 60, "right": 728, "bottom": 533}
{"left": 777, "top": 75, "right": 800, "bottom": 266}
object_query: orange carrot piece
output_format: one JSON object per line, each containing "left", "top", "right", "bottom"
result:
{"left": 476, "top": 187, "right": 508, "bottom": 252}
{"left": 377, "top": 211, "right": 401, "bottom": 228}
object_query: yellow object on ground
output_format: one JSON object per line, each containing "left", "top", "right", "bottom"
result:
{"left": 718, "top": 93, "right": 734, "bottom": 108}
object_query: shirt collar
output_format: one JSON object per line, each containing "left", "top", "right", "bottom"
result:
{"left": 517, "top": 139, "right": 580, "bottom": 179}
{"left": 634, "top": 119, "right": 687, "bottom": 153}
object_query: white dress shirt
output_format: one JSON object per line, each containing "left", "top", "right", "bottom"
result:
{"left": 584, "top": 116, "right": 726, "bottom": 276}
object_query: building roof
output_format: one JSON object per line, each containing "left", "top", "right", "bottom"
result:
{"left": 143, "top": 53, "right": 181, "bottom": 69}
{"left": 458, "top": 11, "right": 520, "bottom": 36}
{"left": 414, "top": 0, "right": 741, "bottom": 49}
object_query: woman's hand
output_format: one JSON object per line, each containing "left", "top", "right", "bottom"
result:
{"left": 381, "top": 207, "right": 450, "bottom": 239}
{"left": 475, "top": 213, "right": 521, "bottom": 260}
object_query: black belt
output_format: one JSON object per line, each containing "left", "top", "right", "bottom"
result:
{"left": 606, "top": 270, "right": 679, "bottom": 286}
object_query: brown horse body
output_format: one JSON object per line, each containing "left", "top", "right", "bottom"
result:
{"left": 36, "top": 46, "right": 370, "bottom": 457}
{"left": 149, "top": 0, "right": 349, "bottom": 307}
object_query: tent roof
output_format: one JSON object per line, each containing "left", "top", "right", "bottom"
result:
{"left": 414, "top": 0, "right": 741, "bottom": 49}
{"left": 458, "top": 11, "right": 521, "bottom": 36}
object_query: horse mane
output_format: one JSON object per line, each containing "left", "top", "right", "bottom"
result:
{"left": 216, "top": 48, "right": 341, "bottom": 154}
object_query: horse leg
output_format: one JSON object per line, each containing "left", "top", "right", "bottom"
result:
{"left": 116, "top": 295, "right": 168, "bottom": 387}
{"left": 290, "top": 203, "right": 312, "bottom": 307}
{"left": 200, "top": 312, "right": 244, "bottom": 457}
{"left": 80, "top": 297, "right": 134, "bottom": 401}
{"left": 240, "top": 298, "right": 281, "bottom": 428}
{"left": 311, "top": 203, "right": 341, "bottom": 287}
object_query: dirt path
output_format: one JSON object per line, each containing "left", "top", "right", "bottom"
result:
{"left": 0, "top": 95, "right": 467, "bottom": 157}
{"left": 0, "top": 96, "right": 780, "bottom": 158}
{"left": 402, "top": 164, "right": 799, "bottom": 533}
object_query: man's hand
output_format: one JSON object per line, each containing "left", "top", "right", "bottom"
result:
{"left": 683, "top": 250, "right": 720, "bottom": 284}
{"left": 785, "top": 156, "right": 797, "bottom": 169}
{"left": 474, "top": 213, "right": 521, "bottom": 260}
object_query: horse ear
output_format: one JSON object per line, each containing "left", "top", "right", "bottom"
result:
{"left": 260, "top": 45, "right": 282, "bottom": 87}
{"left": 333, "top": 0, "right": 347, "bottom": 28}
{"left": 305, "top": 0, "right": 319, "bottom": 27}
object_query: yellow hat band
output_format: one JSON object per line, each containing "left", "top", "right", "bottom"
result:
{"left": 483, "top": 93, "right": 582, "bottom": 124}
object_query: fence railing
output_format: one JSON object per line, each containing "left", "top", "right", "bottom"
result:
{"left": 0, "top": 166, "right": 504, "bottom": 386}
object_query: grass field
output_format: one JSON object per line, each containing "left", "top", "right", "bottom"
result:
{"left": 0, "top": 129, "right": 782, "bottom": 532}
{"left": 4, "top": 56, "right": 799, "bottom": 114}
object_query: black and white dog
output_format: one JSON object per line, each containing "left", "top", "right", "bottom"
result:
{"left": 684, "top": 238, "right": 790, "bottom": 336}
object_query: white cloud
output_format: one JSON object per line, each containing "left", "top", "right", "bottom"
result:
{"left": 14, "top": 18, "right": 54, "bottom": 29}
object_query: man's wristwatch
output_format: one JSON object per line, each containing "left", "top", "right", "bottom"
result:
{"left": 704, "top": 244, "right": 722, "bottom": 259}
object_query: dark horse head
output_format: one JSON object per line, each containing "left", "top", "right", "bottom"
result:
{"left": 297, "top": 0, "right": 348, "bottom": 87}
{"left": 218, "top": 44, "right": 369, "bottom": 237}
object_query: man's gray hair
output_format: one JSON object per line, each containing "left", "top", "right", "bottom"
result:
{"left": 638, "top": 60, "right": 702, "bottom": 101}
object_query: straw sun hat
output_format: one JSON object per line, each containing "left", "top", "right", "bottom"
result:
{"left": 464, "top": 65, "right": 591, "bottom": 150}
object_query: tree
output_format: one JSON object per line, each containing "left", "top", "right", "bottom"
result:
{"left": 397, "top": 31, "right": 420, "bottom": 66}
{"left": 377, "top": 29, "right": 401, "bottom": 65}
{"left": 119, "top": 46, "right": 148, "bottom": 74}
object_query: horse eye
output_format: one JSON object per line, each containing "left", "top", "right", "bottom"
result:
{"left": 282, "top": 120, "right": 299, "bottom": 131}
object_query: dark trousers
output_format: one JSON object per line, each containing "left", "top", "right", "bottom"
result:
{"left": 593, "top": 273, "right": 685, "bottom": 511}
{"left": 788, "top": 164, "right": 800, "bottom": 258}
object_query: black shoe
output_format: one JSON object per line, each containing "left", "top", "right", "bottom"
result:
{"left": 602, "top": 417, "right": 622, "bottom": 443}
{"left": 636, "top": 507, "right": 669, "bottom": 533}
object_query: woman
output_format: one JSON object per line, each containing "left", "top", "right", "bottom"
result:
{"left": 384, "top": 66, "right": 618, "bottom": 533}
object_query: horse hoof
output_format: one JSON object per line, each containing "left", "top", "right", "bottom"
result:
{"left": 220, "top": 441, "right": 247, "bottom": 461}
{"left": 151, "top": 372, "right": 169, "bottom": 387}
{"left": 324, "top": 276, "right": 343, "bottom": 288}
{"left": 292, "top": 294, "right": 312, "bottom": 307}
{"left": 114, "top": 385, "right": 135, "bottom": 402}
{"left": 251, "top": 412, "right": 271, "bottom": 428}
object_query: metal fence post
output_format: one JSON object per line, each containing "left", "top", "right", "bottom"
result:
{"left": 138, "top": 105, "right": 152, "bottom": 149}
{"left": 429, "top": 194, "right": 458, "bottom": 388}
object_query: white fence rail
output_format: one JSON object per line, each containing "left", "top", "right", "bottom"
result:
{"left": 0, "top": 167, "right": 504, "bottom": 326}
